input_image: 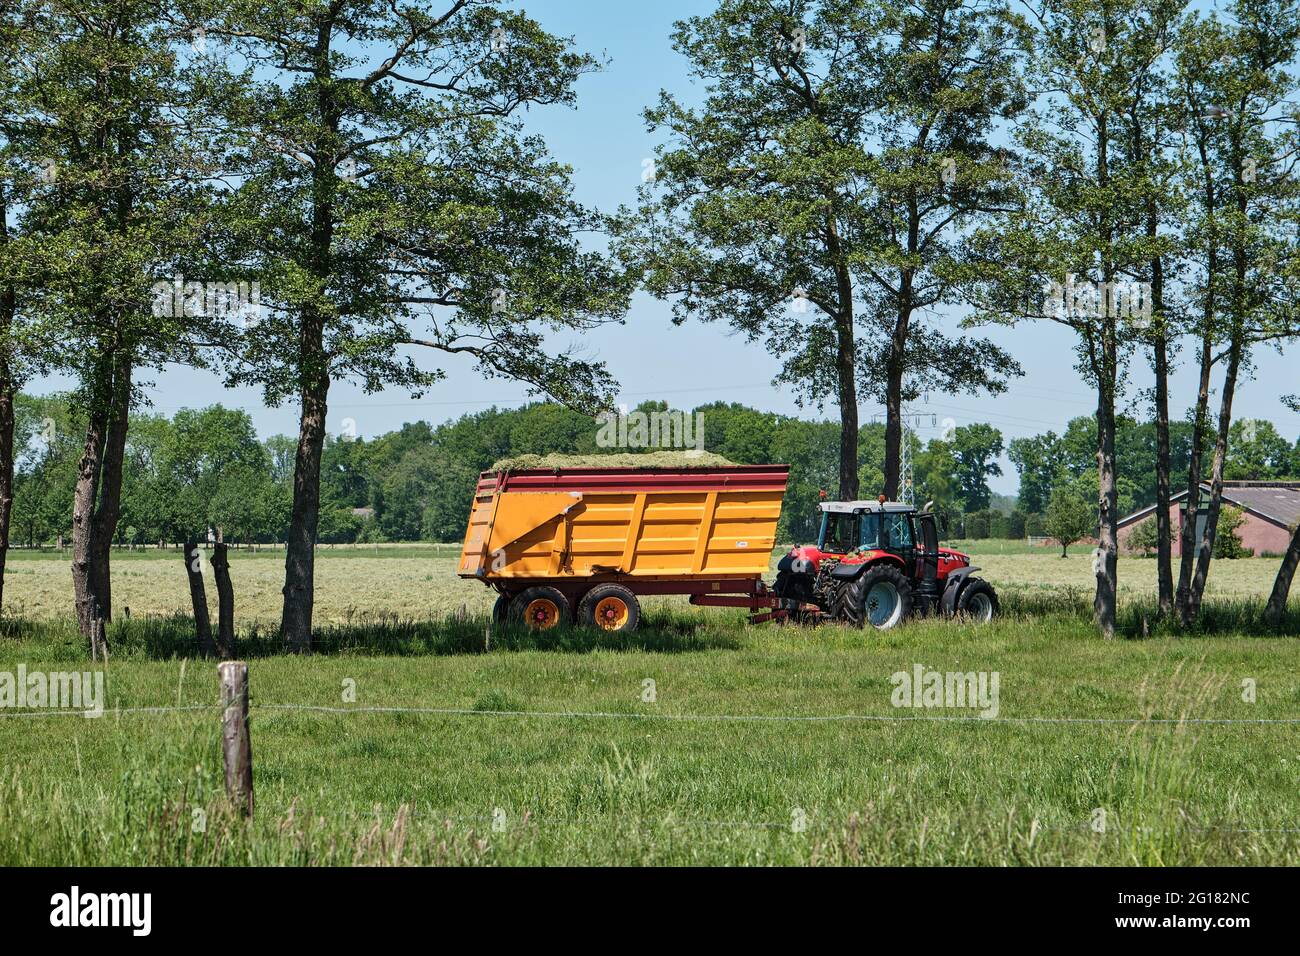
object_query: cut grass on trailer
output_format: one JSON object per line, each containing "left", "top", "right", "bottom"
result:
{"left": 0, "top": 546, "right": 1297, "bottom": 865}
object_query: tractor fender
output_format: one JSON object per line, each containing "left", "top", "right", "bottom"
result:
{"left": 940, "top": 566, "right": 981, "bottom": 616}
{"left": 829, "top": 555, "right": 905, "bottom": 581}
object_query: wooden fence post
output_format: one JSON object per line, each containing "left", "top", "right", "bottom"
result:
{"left": 184, "top": 538, "right": 216, "bottom": 656}
{"left": 210, "top": 543, "right": 236, "bottom": 660}
{"left": 218, "top": 661, "right": 253, "bottom": 817}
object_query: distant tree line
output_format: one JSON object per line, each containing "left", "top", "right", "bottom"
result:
{"left": 13, "top": 394, "right": 1298, "bottom": 553}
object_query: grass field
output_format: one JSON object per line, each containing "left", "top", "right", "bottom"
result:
{"left": 1, "top": 544, "right": 1298, "bottom": 866}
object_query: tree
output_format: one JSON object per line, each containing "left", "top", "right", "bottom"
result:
{"left": 972, "top": 0, "right": 1181, "bottom": 636}
{"left": 694, "top": 402, "right": 778, "bottom": 465}
{"left": 1008, "top": 431, "right": 1065, "bottom": 515}
{"left": 913, "top": 435, "right": 960, "bottom": 519}
{"left": 0, "top": 5, "right": 46, "bottom": 614}
{"left": 1225, "top": 419, "right": 1293, "bottom": 479}
{"left": 1174, "top": 0, "right": 1300, "bottom": 625}
{"left": 1212, "top": 505, "right": 1251, "bottom": 559}
{"left": 0, "top": 167, "right": 19, "bottom": 614}
{"left": 1114, "top": 0, "right": 1186, "bottom": 617}
{"left": 202, "top": 0, "right": 633, "bottom": 648}
{"left": 623, "top": 0, "right": 1023, "bottom": 503}
{"left": 165, "top": 406, "right": 272, "bottom": 543}
{"left": 1045, "top": 486, "right": 1093, "bottom": 558}
{"left": 1126, "top": 514, "right": 1170, "bottom": 557}
{"left": 772, "top": 418, "right": 841, "bottom": 543}
{"left": 4, "top": 0, "right": 215, "bottom": 639}
{"left": 948, "top": 423, "right": 1004, "bottom": 512}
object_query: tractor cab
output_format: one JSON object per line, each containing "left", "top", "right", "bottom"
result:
{"left": 816, "top": 499, "right": 919, "bottom": 556}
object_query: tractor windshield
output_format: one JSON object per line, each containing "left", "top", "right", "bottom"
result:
{"left": 819, "top": 511, "right": 884, "bottom": 553}
{"left": 819, "top": 512, "right": 857, "bottom": 553}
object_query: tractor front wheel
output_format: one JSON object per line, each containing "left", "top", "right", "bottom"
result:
{"left": 509, "top": 587, "right": 570, "bottom": 631}
{"left": 841, "top": 566, "right": 913, "bottom": 630}
{"left": 957, "top": 578, "right": 998, "bottom": 623}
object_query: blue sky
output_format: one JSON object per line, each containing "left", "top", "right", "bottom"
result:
{"left": 31, "top": 0, "right": 1300, "bottom": 495}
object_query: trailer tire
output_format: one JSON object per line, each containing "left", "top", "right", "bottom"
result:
{"left": 578, "top": 584, "right": 640, "bottom": 634}
{"left": 509, "top": 587, "right": 570, "bottom": 631}
{"left": 957, "top": 578, "right": 998, "bottom": 623}
{"left": 491, "top": 594, "right": 510, "bottom": 625}
{"left": 841, "top": 565, "right": 912, "bottom": 630}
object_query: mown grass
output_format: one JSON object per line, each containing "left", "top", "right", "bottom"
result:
{"left": 2, "top": 542, "right": 1290, "bottom": 626}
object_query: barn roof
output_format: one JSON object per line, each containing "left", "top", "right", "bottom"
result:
{"left": 1119, "top": 481, "right": 1300, "bottom": 531}
{"left": 1218, "top": 482, "right": 1300, "bottom": 528}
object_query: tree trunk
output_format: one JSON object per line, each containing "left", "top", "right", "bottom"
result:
{"left": 0, "top": 186, "right": 13, "bottom": 619}
{"left": 1177, "top": 135, "right": 1219, "bottom": 625}
{"left": 1264, "top": 524, "right": 1300, "bottom": 626}
{"left": 184, "top": 538, "right": 215, "bottom": 655}
{"left": 211, "top": 541, "right": 236, "bottom": 659}
{"left": 825, "top": 212, "right": 859, "bottom": 501}
{"left": 281, "top": 367, "right": 328, "bottom": 650}
{"left": 1147, "top": 209, "right": 1173, "bottom": 618}
{"left": 1186, "top": 335, "right": 1242, "bottom": 623}
{"left": 834, "top": 308, "right": 859, "bottom": 500}
{"left": 883, "top": 210, "right": 919, "bottom": 502}
{"left": 883, "top": 345, "right": 904, "bottom": 501}
{"left": 1095, "top": 378, "right": 1119, "bottom": 639}
{"left": 1092, "top": 104, "right": 1118, "bottom": 639}
{"left": 89, "top": 353, "right": 131, "bottom": 621}
{"left": 1176, "top": 325, "right": 1214, "bottom": 624}
{"left": 0, "top": 382, "right": 12, "bottom": 619}
{"left": 71, "top": 378, "right": 110, "bottom": 644}
{"left": 1186, "top": 154, "right": 1249, "bottom": 626}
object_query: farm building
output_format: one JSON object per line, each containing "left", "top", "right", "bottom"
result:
{"left": 1117, "top": 481, "right": 1300, "bottom": 557}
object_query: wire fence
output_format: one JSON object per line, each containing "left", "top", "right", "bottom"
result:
{"left": 4, "top": 699, "right": 1300, "bottom": 725}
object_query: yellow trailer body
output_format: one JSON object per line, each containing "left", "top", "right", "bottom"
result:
{"left": 458, "top": 465, "right": 790, "bottom": 583}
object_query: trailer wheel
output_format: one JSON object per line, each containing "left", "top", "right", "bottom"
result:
{"left": 578, "top": 584, "right": 640, "bottom": 633}
{"left": 841, "top": 565, "right": 912, "bottom": 630}
{"left": 509, "top": 587, "right": 570, "bottom": 631}
{"left": 957, "top": 578, "right": 998, "bottom": 623}
{"left": 491, "top": 594, "right": 510, "bottom": 625}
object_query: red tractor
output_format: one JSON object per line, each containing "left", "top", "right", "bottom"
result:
{"left": 771, "top": 497, "right": 998, "bottom": 629}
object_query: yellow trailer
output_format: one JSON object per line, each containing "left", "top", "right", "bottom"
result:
{"left": 459, "top": 464, "right": 790, "bottom": 632}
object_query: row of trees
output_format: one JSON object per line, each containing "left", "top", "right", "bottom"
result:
{"left": 4, "top": 0, "right": 1300, "bottom": 645}
{"left": 618, "top": 0, "right": 1300, "bottom": 636}
{"left": 0, "top": 0, "right": 634, "bottom": 649}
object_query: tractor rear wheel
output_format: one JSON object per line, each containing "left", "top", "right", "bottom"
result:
{"left": 578, "top": 584, "right": 640, "bottom": 634}
{"left": 509, "top": 586, "right": 570, "bottom": 631}
{"left": 842, "top": 566, "right": 913, "bottom": 630}
{"left": 957, "top": 578, "right": 998, "bottom": 623}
